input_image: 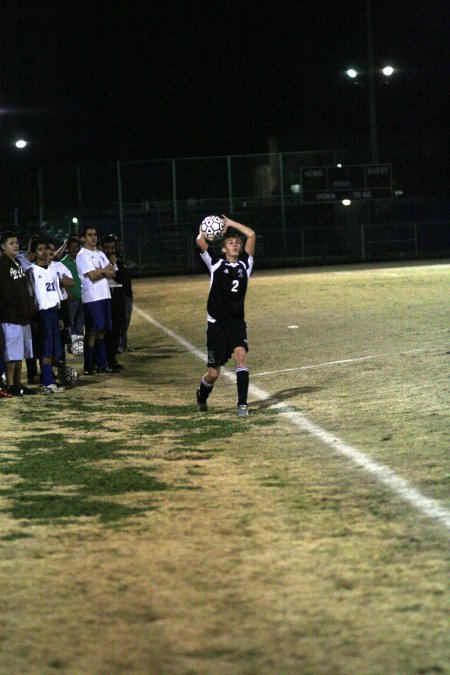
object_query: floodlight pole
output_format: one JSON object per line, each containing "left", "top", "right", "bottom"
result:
{"left": 367, "top": 0, "right": 378, "bottom": 163}
{"left": 116, "top": 161, "right": 125, "bottom": 243}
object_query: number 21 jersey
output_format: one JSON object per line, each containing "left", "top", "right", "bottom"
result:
{"left": 27, "top": 264, "right": 63, "bottom": 311}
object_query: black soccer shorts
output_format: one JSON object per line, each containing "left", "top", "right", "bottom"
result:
{"left": 206, "top": 319, "right": 248, "bottom": 368}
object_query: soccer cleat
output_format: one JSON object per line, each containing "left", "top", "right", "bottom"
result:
{"left": 6, "top": 385, "right": 24, "bottom": 397}
{"left": 83, "top": 369, "right": 96, "bottom": 376}
{"left": 97, "top": 366, "right": 114, "bottom": 373}
{"left": 41, "top": 383, "right": 65, "bottom": 395}
{"left": 237, "top": 404, "right": 249, "bottom": 418}
{"left": 0, "top": 388, "right": 13, "bottom": 399}
{"left": 20, "top": 384, "right": 38, "bottom": 395}
{"left": 196, "top": 388, "right": 208, "bottom": 412}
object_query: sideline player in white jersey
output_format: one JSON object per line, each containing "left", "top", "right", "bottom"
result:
{"left": 47, "top": 239, "right": 74, "bottom": 360}
{"left": 195, "top": 215, "right": 256, "bottom": 417}
{"left": 27, "top": 238, "right": 65, "bottom": 393}
{"left": 76, "top": 226, "right": 116, "bottom": 375}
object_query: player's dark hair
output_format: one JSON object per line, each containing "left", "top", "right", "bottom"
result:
{"left": 100, "top": 234, "right": 116, "bottom": 245}
{"left": 46, "top": 237, "right": 59, "bottom": 249}
{"left": 30, "top": 237, "right": 47, "bottom": 253}
{"left": 222, "top": 232, "right": 243, "bottom": 245}
{"left": 27, "top": 234, "right": 42, "bottom": 248}
{"left": 80, "top": 225, "right": 96, "bottom": 238}
{"left": 0, "top": 230, "right": 17, "bottom": 246}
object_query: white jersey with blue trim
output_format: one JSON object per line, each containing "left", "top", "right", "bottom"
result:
{"left": 76, "top": 247, "right": 112, "bottom": 303}
{"left": 27, "top": 263, "right": 63, "bottom": 311}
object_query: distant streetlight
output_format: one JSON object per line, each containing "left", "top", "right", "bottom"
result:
{"left": 346, "top": 69, "right": 358, "bottom": 79}
{"left": 342, "top": 199, "right": 351, "bottom": 206}
{"left": 382, "top": 66, "right": 394, "bottom": 77}
{"left": 15, "top": 139, "right": 28, "bottom": 149}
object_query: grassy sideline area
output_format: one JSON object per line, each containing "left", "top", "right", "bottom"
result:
{"left": 0, "top": 261, "right": 449, "bottom": 673}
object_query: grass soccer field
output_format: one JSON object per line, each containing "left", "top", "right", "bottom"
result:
{"left": 0, "top": 260, "right": 449, "bottom": 674}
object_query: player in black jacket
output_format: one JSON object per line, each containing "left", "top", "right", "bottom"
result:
{"left": 196, "top": 215, "right": 256, "bottom": 417}
{"left": 0, "top": 231, "right": 36, "bottom": 395}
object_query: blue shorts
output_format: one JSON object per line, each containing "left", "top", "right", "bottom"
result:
{"left": 36, "top": 308, "right": 63, "bottom": 359}
{"left": 83, "top": 299, "right": 112, "bottom": 334}
{"left": 1, "top": 323, "right": 34, "bottom": 361}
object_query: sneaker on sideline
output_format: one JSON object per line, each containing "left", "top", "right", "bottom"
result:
{"left": 41, "top": 383, "right": 65, "bottom": 394}
{"left": 20, "top": 384, "right": 38, "bottom": 395}
{"left": 6, "top": 385, "right": 24, "bottom": 397}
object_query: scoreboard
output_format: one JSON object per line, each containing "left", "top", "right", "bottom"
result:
{"left": 301, "top": 164, "right": 392, "bottom": 202}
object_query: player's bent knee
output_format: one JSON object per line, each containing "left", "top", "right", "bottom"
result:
{"left": 207, "top": 367, "right": 220, "bottom": 383}
{"left": 233, "top": 347, "right": 247, "bottom": 365}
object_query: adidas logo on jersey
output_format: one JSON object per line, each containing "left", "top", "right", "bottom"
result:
{"left": 224, "top": 269, "right": 229, "bottom": 274}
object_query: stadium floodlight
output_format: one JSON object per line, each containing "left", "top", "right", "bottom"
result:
{"left": 342, "top": 199, "right": 351, "bottom": 206}
{"left": 15, "top": 139, "right": 27, "bottom": 149}
{"left": 72, "top": 217, "right": 79, "bottom": 224}
{"left": 345, "top": 3, "right": 394, "bottom": 163}
{"left": 336, "top": 163, "right": 343, "bottom": 168}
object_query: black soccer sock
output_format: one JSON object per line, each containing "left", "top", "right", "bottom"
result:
{"left": 198, "top": 377, "right": 213, "bottom": 403}
{"left": 95, "top": 338, "right": 107, "bottom": 370}
{"left": 84, "top": 344, "right": 95, "bottom": 372}
{"left": 236, "top": 367, "right": 249, "bottom": 406}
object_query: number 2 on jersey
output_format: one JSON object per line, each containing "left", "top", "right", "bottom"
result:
{"left": 231, "top": 280, "right": 239, "bottom": 292}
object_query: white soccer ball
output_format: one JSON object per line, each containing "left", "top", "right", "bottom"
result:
{"left": 200, "top": 215, "right": 225, "bottom": 240}
{"left": 70, "top": 338, "right": 84, "bottom": 356}
{"left": 59, "top": 365, "right": 78, "bottom": 385}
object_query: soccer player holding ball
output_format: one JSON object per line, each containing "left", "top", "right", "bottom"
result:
{"left": 196, "top": 215, "right": 256, "bottom": 417}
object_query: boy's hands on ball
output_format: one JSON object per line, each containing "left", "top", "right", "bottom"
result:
{"left": 197, "top": 225, "right": 208, "bottom": 240}
{"left": 221, "top": 215, "right": 232, "bottom": 233}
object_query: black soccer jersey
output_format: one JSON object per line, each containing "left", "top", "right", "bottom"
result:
{"left": 199, "top": 248, "right": 254, "bottom": 322}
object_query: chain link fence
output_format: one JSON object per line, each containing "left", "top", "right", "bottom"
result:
{"left": 34, "top": 151, "right": 449, "bottom": 274}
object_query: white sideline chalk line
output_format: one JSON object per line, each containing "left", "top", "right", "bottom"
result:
{"left": 252, "top": 349, "right": 427, "bottom": 377}
{"left": 134, "top": 305, "right": 450, "bottom": 531}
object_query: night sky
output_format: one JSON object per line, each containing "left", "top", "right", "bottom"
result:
{"left": 1, "top": 0, "right": 448, "bottom": 168}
